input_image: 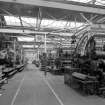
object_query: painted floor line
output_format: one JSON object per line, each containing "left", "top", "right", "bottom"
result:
{"left": 43, "top": 77, "right": 64, "bottom": 105}
{"left": 11, "top": 75, "right": 25, "bottom": 105}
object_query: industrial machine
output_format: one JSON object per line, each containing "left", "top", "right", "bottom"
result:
{"left": 50, "top": 47, "right": 63, "bottom": 74}
{"left": 49, "top": 47, "right": 74, "bottom": 74}
{"left": 64, "top": 24, "right": 105, "bottom": 97}
{"left": 56, "top": 47, "right": 74, "bottom": 73}
{"left": 0, "top": 35, "right": 25, "bottom": 88}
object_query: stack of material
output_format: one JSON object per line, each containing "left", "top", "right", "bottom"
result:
{"left": 72, "top": 72, "right": 87, "bottom": 80}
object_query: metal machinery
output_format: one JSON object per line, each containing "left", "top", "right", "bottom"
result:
{"left": 40, "top": 53, "right": 47, "bottom": 71}
{"left": 43, "top": 47, "right": 73, "bottom": 74}
{"left": 51, "top": 47, "right": 74, "bottom": 74}
{"left": 40, "top": 50, "right": 56, "bottom": 72}
{"left": 49, "top": 47, "right": 63, "bottom": 74}
{"left": 46, "top": 52, "right": 55, "bottom": 72}
{"left": 0, "top": 35, "right": 25, "bottom": 87}
{"left": 0, "top": 37, "right": 24, "bottom": 67}
{"left": 64, "top": 24, "right": 105, "bottom": 97}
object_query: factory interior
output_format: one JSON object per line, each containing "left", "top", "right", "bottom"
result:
{"left": 1, "top": 0, "right": 105, "bottom": 105}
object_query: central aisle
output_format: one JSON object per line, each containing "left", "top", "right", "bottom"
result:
{"left": 12, "top": 64, "right": 61, "bottom": 105}
{"left": 1, "top": 64, "right": 105, "bottom": 105}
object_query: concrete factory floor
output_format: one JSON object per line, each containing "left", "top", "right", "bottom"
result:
{"left": 0, "top": 64, "right": 105, "bottom": 105}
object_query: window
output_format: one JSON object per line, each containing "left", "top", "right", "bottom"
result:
{"left": 4, "top": 16, "right": 36, "bottom": 27}
{"left": 4, "top": 16, "right": 84, "bottom": 30}
{"left": 4, "top": 16, "right": 21, "bottom": 26}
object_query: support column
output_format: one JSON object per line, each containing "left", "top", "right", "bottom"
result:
{"left": 20, "top": 46, "right": 23, "bottom": 64}
{"left": 13, "top": 39, "right": 16, "bottom": 67}
{"left": 44, "top": 33, "right": 47, "bottom": 76}
{"left": 34, "top": 35, "right": 36, "bottom": 59}
{"left": 44, "top": 34, "right": 47, "bottom": 53}
{"left": 37, "top": 49, "right": 39, "bottom": 61}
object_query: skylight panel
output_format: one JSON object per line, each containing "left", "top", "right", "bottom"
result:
{"left": 66, "top": 0, "right": 105, "bottom": 6}
{"left": 21, "top": 17, "right": 36, "bottom": 27}
{"left": 95, "top": 0, "right": 105, "bottom": 6}
{"left": 4, "top": 16, "right": 21, "bottom": 26}
{"left": 4, "top": 15, "right": 84, "bottom": 30}
{"left": 41, "top": 19, "right": 70, "bottom": 29}
{"left": 67, "top": 22, "right": 83, "bottom": 28}
{"left": 41, "top": 19, "right": 54, "bottom": 27}
{"left": 66, "top": 0, "right": 91, "bottom": 3}
{"left": 4, "top": 16, "right": 37, "bottom": 27}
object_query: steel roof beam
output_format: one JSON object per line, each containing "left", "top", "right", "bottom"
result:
{"left": 0, "top": 28, "right": 73, "bottom": 37}
{"left": 19, "top": 41, "right": 59, "bottom": 45}
{"left": 0, "top": 0, "right": 105, "bottom": 15}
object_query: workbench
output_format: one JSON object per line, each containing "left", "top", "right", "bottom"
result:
{"left": 72, "top": 72, "right": 98, "bottom": 95}
{"left": 64, "top": 66, "right": 80, "bottom": 85}
{"left": 2, "top": 64, "right": 25, "bottom": 78}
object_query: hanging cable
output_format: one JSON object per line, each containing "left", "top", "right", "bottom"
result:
{"left": 46, "top": 11, "right": 71, "bottom": 20}
{"left": 36, "top": 8, "right": 43, "bottom": 30}
{"left": 19, "top": 16, "right": 24, "bottom": 32}
{"left": 80, "top": 13, "right": 92, "bottom": 25}
{"left": 42, "top": 11, "right": 71, "bottom": 28}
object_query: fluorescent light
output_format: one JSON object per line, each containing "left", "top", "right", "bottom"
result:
{"left": 22, "top": 45, "right": 34, "bottom": 48}
{"left": 22, "top": 45, "right": 38, "bottom": 48}
{"left": 18, "top": 37, "right": 34, "bottom": 42}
